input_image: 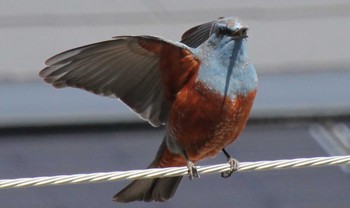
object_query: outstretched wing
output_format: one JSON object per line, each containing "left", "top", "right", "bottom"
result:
{"left": 180, "top": 20, "right": 215, "bottom": 48}
{"left": 40, "top": 36, "right": 200, "bottom": 127}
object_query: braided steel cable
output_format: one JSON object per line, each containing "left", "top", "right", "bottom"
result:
{"left": 0, "top": 155, "right": 349, "bottom": 189}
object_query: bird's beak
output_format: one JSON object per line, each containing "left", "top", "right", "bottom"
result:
{"left": 232, "top": 27, "right": 248, "bottom": 39}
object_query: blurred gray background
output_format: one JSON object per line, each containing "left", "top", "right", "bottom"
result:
{"left": 1, "top": 1, "right": 350, "bottom": 208}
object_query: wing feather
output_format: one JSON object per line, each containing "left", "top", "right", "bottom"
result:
{"left": 40, "top": 36, "right": 200, "bottom": 127}
{"left": 180, "top": 21, "right": 216, "bottom": 48}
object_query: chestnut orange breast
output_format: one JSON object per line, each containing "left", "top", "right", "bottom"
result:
{"left": 167, "top": 81, "right": 256, "bottom": 162}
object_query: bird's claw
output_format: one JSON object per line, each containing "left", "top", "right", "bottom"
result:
{"left": 221, "top": 157, "right": 239, "bottom": 178}
{"left": 187, "top": 161, "right": 200, "bottom": 180}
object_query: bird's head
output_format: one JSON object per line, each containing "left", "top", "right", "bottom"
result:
{"left": 211, "top": 17, "right": 248, "bottom": 40}
{"left": 180, "top": 16, "right": 249, "bottom": 48}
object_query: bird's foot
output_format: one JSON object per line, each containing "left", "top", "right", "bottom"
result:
{"left": 221, "top": 157, "right": 239, "bottom": 178}
{"left": 187, "top": 161, "right": 200, "bottom": 180}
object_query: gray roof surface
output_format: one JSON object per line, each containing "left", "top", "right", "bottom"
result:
{"left": 1, "top": 0, "right": 350, "bottom": 81}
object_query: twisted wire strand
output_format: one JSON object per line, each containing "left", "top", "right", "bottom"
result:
{"left": 0, "top": 155, "right": 349, "bottom": 189}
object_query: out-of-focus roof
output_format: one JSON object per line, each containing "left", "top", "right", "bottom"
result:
{"left": 1, "top": 0, "right": 350, "bottom": 81}
{"left": 1, "top": 0, "right": 350, "bottom": 127}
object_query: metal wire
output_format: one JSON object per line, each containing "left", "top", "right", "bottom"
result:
{"left": 0, "top": 155, "right": 349, "bottom": 189}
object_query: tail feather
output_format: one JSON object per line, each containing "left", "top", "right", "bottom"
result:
{"left": 113, "top": 139, "right": 184, "bottom": 202}
{"left": 113, "top": 176, "right": 182, "bottom": 202}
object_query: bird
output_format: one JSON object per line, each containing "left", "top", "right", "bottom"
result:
{"left": 39, "top": 17, "right": 258, "bottom": 203}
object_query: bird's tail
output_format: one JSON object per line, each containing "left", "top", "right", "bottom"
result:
{"left": 113, "top": 141, "right": 183, "bottom": 202}
{"left": 113, "top": 172, "right": 182, "bottom": 202}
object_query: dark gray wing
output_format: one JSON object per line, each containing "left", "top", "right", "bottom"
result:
{"left": 180, "top": 21, "right": 215, "bottom": 48}
{"left": 39, "top": 36, "right": 200, "bottom": 127}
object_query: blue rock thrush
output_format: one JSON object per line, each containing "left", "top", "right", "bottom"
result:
{"left": 39, "top": 17, "right": 258, "bottom": 202}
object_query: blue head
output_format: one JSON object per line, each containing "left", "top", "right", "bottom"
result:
{"left": 204, "top": 17, "right": 249, "bottom": 60}
{"left": 210, "top": 17, "right": 248, "bottom": 40}
{"left": 195, "top": 17, "right": 257, "bottom": 98}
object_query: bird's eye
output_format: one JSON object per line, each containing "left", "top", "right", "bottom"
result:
{"left": 217, "top": 26, "right": 232, "bottom": 35}
{"left": 216, "top": 26, "right": 248, "bottom": 38}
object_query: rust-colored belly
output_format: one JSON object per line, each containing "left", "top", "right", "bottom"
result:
{"left": 158, "top": 81, "right": 256, "bottom": 167}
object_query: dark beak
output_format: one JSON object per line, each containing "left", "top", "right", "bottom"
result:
{"left": 232, "top": 27, "right": 248, "bottom": 39}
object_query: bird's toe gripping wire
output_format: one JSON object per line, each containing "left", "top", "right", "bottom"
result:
{"left": 182, "top": 150, "right": 200, "bottom": 180}
{"left": 186, "top": 160, "right": 200, "bottom": 180}
{"left": 221, "top": 148, "right": 240, "bottom": 178}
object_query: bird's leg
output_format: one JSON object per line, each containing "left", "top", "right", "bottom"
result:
{"left": 221, "top": 148, "right": 239, "bottom": 178}
{"left": 182, "top": 150, "right": 200, "bottom": 180}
